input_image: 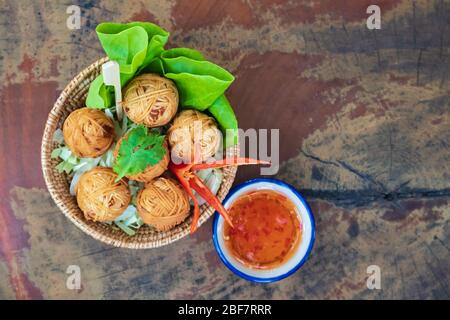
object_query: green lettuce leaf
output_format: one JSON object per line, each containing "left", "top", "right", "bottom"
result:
{"left": 208, "top": 95, "right": 238, "bottom": 148}
{"left": 160, "top": 47, "right": 205, "bottom": 61}
{"left": 144, "top": 48, "right": 238, "bottom": 146}
{"left": 97, "top": 22, "right": 169, "bottom": 74}
{"left": 86, "top": 22, "right": 169, "bottom": 109}
{"left": 86, "top": 75, "right": 113, "bottom": 109}
{"left": 85, "top": 21, "right": 238, "bottom": 146}
{"left": 97, "top": 25, "right": 148, "bottom": 74}
{"left": 159, "top": 48, "right": 234, "bottom": 110}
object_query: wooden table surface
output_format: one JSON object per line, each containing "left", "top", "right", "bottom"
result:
{"left": 1, "top": 0, "right": 450, "bottom": 299}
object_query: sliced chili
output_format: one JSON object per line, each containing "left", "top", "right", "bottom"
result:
{"left": 191, "top": 157, "right": 269, "bottom": 171}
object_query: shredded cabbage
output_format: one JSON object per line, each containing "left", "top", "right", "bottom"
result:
{"left": 52, "top": 128, "right": 64, "bottom": 144}
{"left": 114, "top": 205, "right": 144, "bottom": 236}
{"left": 192, "top": 168, "right": 223, "bottom": 206}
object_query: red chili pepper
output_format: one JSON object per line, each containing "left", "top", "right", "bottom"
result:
{"left": 169, "top": 156, "right": 270, "bottom": 233}
{"left": 191, "top": 157, "right": 270, "bottom": 171}
{"left": 169, "top": 162, "right": 199, "bottom": 233}
{"left": 189, "top": 174, "right": 234, "bottom": 228}
{"left": 188, "top": 190, "right": 200, "bottom": 234}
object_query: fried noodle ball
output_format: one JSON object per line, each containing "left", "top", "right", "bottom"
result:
{"left": 167, "top": 110, "right": 221, "bottom": 163}
{"left": 122, "top": 73, "right": 179, "bottom": 127}
{"left": 137, "top": 178, "right": 190, "bottom": 231}
{"left": 63, "top": 107, "right": 115, "bottom": 158}
{"left": 75, "top": 167, "right": 131, "bottom": 222}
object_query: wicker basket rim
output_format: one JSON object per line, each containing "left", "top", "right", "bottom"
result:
{"left": 41, "top": 57, "right": 238, "bottom": 249}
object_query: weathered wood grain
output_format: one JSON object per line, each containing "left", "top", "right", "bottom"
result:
{"left": 4, "top": 187, "right": 449, "bottom": 299}
{"left": 0, "top": 0, "right": 449, "bottom": 299}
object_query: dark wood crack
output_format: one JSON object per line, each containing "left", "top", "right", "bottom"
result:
{"left": 299, "top": 148, "right": 450, "bottom": 207}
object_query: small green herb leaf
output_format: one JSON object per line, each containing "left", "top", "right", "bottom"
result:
{"left": 113, "top": 125, "right": 166, "bottom": 180}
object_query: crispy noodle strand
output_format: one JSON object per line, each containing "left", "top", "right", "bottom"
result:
{"left": 63, "top": 107, "right": 114, "bottom": 158}
{"left": 76, "top": 167, "right": 131, "bottom": 222}
{"left": 137, "top": 178, "right": 190, "bottom": 231}
{"left": 167, "top": 110, "right": 221, "bottom": 163}
{"left": 123, "top": 73, "right": 179, "bottom": 127}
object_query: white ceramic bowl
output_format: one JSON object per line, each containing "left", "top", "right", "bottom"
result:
{"left": 212, "top": 178, "right": 315, "bottom": 283}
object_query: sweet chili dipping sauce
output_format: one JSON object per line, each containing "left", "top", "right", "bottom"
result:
{"left": 223, "top": 190, "right": 302, "bottom": 269}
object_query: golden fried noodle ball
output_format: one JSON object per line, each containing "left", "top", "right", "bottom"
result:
{"left": 123, "top": 73, "right": 179, "bottom": 127}
{"left": 167, "top": 110, "right": 221, "bottom": 163}
{"left": 137, "top": 178, "right": 190, "bottom": 231}
{"left": 113, "top": 136, "right": 170, "bottom": 183}
{"left": 76, "top": 167, "right": 131, "bottom": 222}
{"left": 63, "top": 107, "right": 115, "bottom": 158}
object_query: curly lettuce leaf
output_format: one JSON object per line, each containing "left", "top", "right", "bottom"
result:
{"left": 86, "top": 75, "right": 114, "bottom": 109}
{"left": 86, "top": 22, "right": 169, "bottom": 109}
{"left": 160, "top": 47, "right": 205, "bottom": 61}
{"left": 97, "top": 25, "right": 148, "bottom": 74}
{"left": 85, "top": 21, "right": 238, "bottom": 146}
{"left": 97, "top": 22, "right": 169, "bottom": 74}
{"left": 159, "top": 48, "right": 234, "bottom": 110}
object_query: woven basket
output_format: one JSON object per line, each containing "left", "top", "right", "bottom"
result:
{"left": 41, "top": 57, "right": 238, "bottom": 249}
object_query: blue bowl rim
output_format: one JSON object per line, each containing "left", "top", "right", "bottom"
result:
{"left": 212, "top": 177, "right": 316, "bottom": 283}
